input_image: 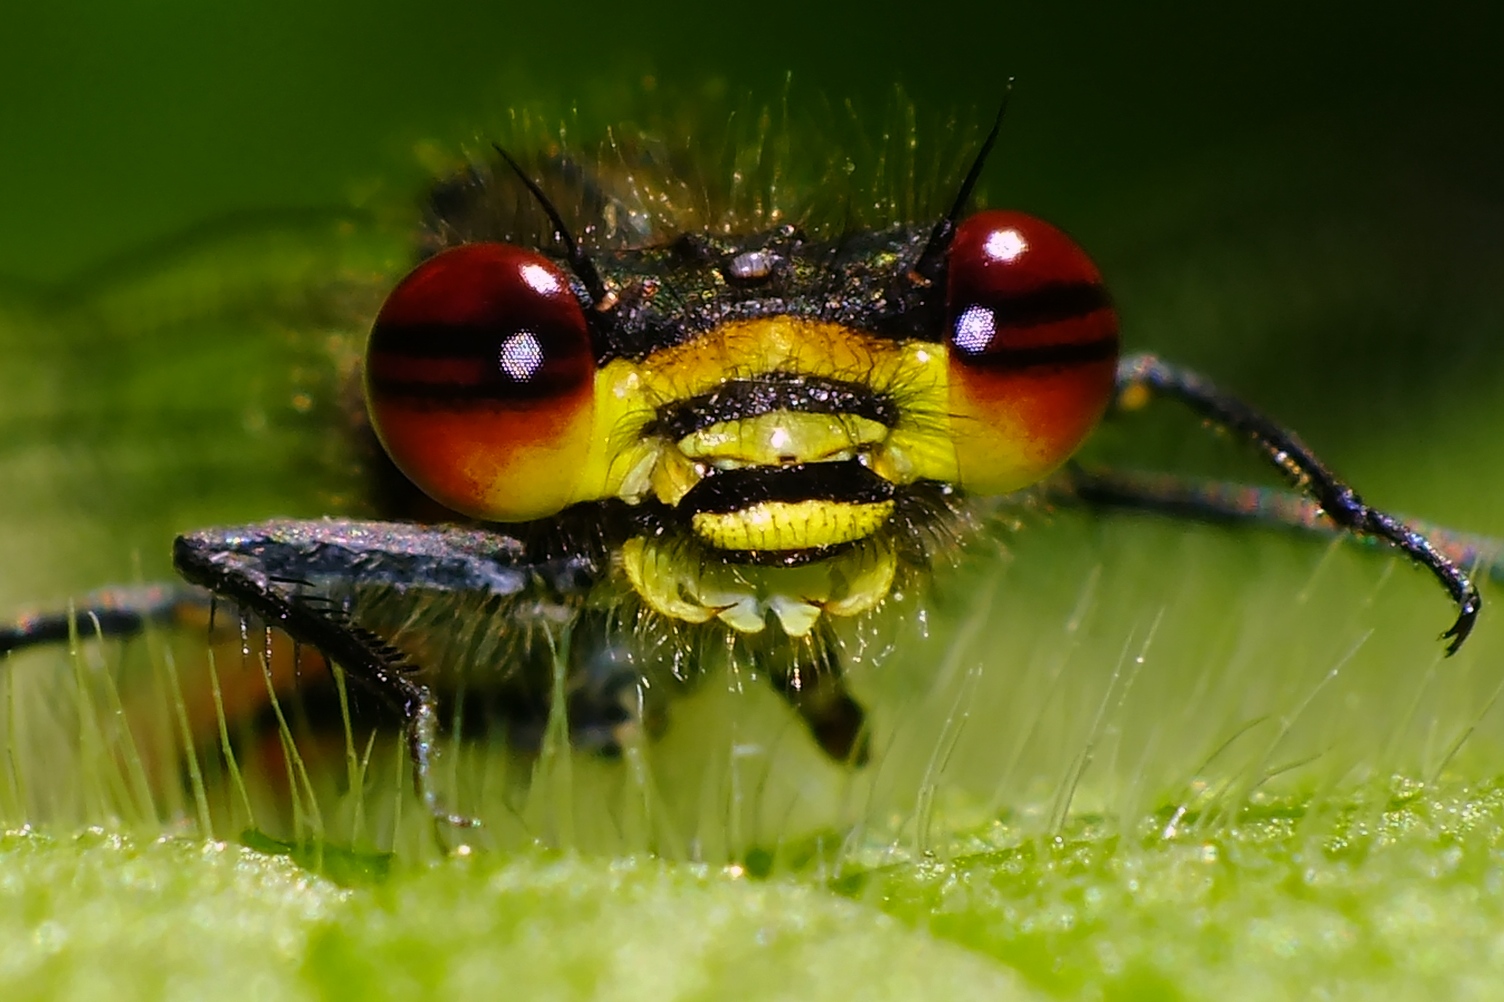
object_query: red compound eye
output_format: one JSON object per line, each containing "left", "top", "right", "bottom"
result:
{"left": 365, "top": 242, "right": 596, "bottom": 521}
{"left": 945, "top": 210, "right": 1120, "bottom": 494}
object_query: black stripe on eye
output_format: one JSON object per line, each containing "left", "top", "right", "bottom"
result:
{"left": 983, "top": 281, "right": 1113, "bottom": 327}
{"left": 369, "top": 323, "right": 532, "bottom": 360}
{"left": 650, "top": 377, "right": 900, "bottom": 440}
{"left": 678, "top": 460, "right": 895, "bottom": 516}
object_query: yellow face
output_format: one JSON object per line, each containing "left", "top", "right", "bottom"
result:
{"left": 596, "top": 318, "right": 951, "bottom": 635}
{"left": 365, "top": 212, "right": 1119, "bottom": 636}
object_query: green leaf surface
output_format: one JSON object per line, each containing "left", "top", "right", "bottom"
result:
{"left": 1, "top": 831, "right": 1033, "bottom": 1002}
{"left": 8, "top": 778, "right": 1504, "bottom": 1001}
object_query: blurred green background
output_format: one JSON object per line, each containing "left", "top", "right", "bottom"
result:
{"left": 3, "top": 3, "right": 1504, "bottom": 999}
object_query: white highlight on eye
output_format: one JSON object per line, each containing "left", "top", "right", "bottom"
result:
{"left": 984, "top": 228, "right": 1027, "bottom": 262}
{"left": 519, "top": 262, "right": 561, "bottom": 295}
{"left": 499, "top": 331, "right": 544, "bottom": 381}
{"left": 952, "top": 304, "right": 995, "bottom": 353}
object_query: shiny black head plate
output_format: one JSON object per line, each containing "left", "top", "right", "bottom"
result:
{"left": 419, "top": 166, "right": 954, "bottom": 366}
{"left": 579, "top": 222, "right": 942, "bottom": 363}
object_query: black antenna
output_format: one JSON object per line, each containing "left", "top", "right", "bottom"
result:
{"left": 491, "top": 143, "right": 610, "bottom": 307}
{"left": 909, "top": 80, "right": 1014, "bottom": 285}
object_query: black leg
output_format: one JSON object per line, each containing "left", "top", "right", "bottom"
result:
{"left": 489, "top": 611, "right": 673, "bottom": 757}
{"left": 559, "top": 614, "right": 672, "bottom": 756}
{"left": 1108, "top": 353, "right": 1482, "bottom": 652}
{"left": 170, "top": 517, "right": 606, "bottom": 829}
{"left": 0, "top": 583, "right": 211, "bottom": 654}
{"left": 1054, "top": 468, "right": 1504, "bottom": 587}
{"left": 766, "top": 639, "right": 869, "bottom": 765}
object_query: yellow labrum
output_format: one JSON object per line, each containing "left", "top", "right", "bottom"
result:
{"left": 690, "top": 499, "right": 895, "bottom": 551}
